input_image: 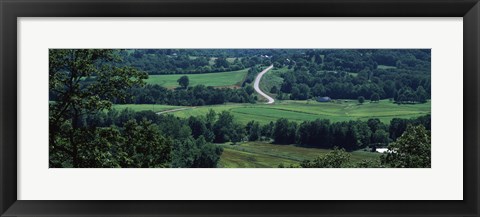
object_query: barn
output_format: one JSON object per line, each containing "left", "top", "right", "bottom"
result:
{"left": 317, "top": 96, "right": 331, "bottom": 102}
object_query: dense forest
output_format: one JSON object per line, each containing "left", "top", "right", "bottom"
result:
{"left": 49, "top": 49, "right": 431, "bottom": 168}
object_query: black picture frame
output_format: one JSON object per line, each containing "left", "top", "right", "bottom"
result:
{"left": 1, "top": 0, "right": 479, "bottom": 216}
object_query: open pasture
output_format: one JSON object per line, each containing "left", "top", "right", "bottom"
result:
{"left": 170, "top": 99, "right": 431, "bottom": 125}
{"left": 217, "top": 141, "right": 381, "bottom": 168}
{"left": 145, "top": 68, "right": 248, "bottom": 88}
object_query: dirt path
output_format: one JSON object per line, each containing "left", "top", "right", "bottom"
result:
{"left": 156, "top": 107, "right": 196, "bottom": 115}
{"left": 253, "top": 65, "right": 274, "bottom": 104}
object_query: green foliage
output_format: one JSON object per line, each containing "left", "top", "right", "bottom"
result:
{"left": 300, "top": 148, "right": 351, "bottom": 168}
{"left": 273, "top": 118, "right": 297, "bottom": 144}
{"left": 177, "top": 75, "right": 189, "bottom": 89}
{"left": 358, "top": 96, "right": 365, "bottom": 104}
{"left": 381, "top": 125, "right": 431, "bottom": 168}
{"left": 49, "top": 49, "right": 147, "bottom": 168}
{"left": 128, "top": 83, "right": 255, "bottom": 106}
{"left": 213, "top": 111, "right": 245, "bottom": 144}
{"left": 371, "top": 129, "right": 390, "bottom": 146}
{"left": 371, "top": 93, "right": 380, "bottom": 102}
{"left": 121, "top": 119, "right": 172, "bottom": 167}
{"left": 172, "top": 136, "right": 224, "bottom": 168}
{"left": 246, "top": 121, "right": 261, "bottom": 141}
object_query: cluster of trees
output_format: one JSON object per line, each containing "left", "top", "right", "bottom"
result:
{"left": 83, "top": 108, "right": 225, "bottom": 168}
{"left": 242, "top": 66, "right": 262, "bottom": 85}
{"left": 277, "top": 67, "right": 430, "bottom": 103}
{"left": 280, "top": 124, "right": 431, "bottom": 168}
{"left": 117, "top": 49, "right": 273, "bottom": 75}
{"left": 266, "top": 115, "right": 430, "bottom": 151}
{"left": 268, "top": 50, "right": 431, "bottom": 104}
{"left": 122, "top": 84, "right": 256, "bottom": 106}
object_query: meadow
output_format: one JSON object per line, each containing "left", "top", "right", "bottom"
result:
{"left": 145, "top": 68, "right": 249, "bottom": 88}
{"left": 217, "top": 141, "right": 381, "bottom": 168}
{"left": 171, "top": 99, "right": 430, "bottom": 124}
{"left": 115, "top": 100, "right": 431, "bottom": 125}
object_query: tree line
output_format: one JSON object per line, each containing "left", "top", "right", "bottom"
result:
{"left": 293, "top": 124, "right": 431, "bottom": 168}
{"left": 121, "top": 84, "right": 256, "bottom": 106}
{"left": 116, "top": 49, "right": 271, "bottom": 75}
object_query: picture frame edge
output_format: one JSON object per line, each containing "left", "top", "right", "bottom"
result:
{"left": 1, "top": 0, "right": 478, "bottom": 216}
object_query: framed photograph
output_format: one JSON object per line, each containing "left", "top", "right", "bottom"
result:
{"left": 1, "top": 0, "right": 479, "bottom": 216}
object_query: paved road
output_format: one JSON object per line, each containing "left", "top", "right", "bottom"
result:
{"left": 253, "top": 65, "right": 275, "bottom": 104}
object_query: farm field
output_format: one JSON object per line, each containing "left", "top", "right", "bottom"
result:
{"left": 217, "top": 141, "right": 381, "bottom": 168}
{"left": 168, "top": 99, "right": 431, "bottom": 125}
{"left": 115, "top": 100, "right": 430, "bottom": 125}
{"left": 145, "top": 68, "right": 249, "bottom": 88}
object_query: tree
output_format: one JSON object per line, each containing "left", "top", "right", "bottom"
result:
{"left": 214, "top": 57, "right": 230, "bottom": 69}
{"left": 121, "top": 119, "right": 172, "bottom": 168}
{"left": 188, "top": 116, "right": 207, "bottom": 139}
{"left": 177, "top": 75, "right": 189, "bottom": 89}
{"left": 49, "top": 49, "right": 147, "bottom": 168}
{"left": 270, "top": 86, "right": 278, "bottom": 94}
{"left": 312, "top": 83, "right": 326, "bottom": 97}
{"left": 212, "top": 111, "right": 244, "bottom": 143}
{"left": 300, "top": 148, "right": 351, "bottom": 168}
{"left": 171, "top": 136, "right": 223, "bottom": 168}
{"left": 246, "top": 121, "right": 261, "bottom": 141}
{"left": 371, "top": 129, "right": 389, "bottom": 146}
{"left": 367, "top": 118, "right": 384, "bottom": 133}
{"left": 381, "top": 125, "right": 431, "bottom": 168}
{"left": 290, "top": 84, "right": 310, "bottom": 100}
{"left": 416, "top": 86, "right": 428, "bottom": 103}
{"left": 273, "top": 118, "right": 297, "bottom": 144}
{"left": 370, "top": 93, "right": 380, "bottom": 102}
{"left": 245, "top": 85, "right": 255, "bottom": 95}
{"left": 358, "top": 96, "right": 365, "bottom": 104}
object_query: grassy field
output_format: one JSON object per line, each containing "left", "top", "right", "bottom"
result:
{"left": 217, "top": 141, "right": 381, "bottom": 168}
{"left": 168, "top": 99, "right": 430, "bottom": 125}
{"left": 377, "top": 65, "right": 397, "bottom": 70}
{"left": 145, "top": 68, "right": 249, "bottom": 88}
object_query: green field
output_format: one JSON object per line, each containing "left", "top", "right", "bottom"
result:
{"left": 168, "top": 100, "right": 430, "bottom": 125}
{"left": 145, "top": 68, "right": 249, "bottom": 88}
{"left": 217, "top": 141, "right": 381, "bottom": 168}
{"left": 377, "top": 65, "right": 397, "bottom": 70}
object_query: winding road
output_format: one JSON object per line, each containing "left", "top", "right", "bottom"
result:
{"left": 253, "top": 65, "right": 275, "bottom": 104}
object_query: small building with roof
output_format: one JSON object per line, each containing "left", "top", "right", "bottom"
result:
{"left": 317, "top": 96, "right": 331, "bottom": 102}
